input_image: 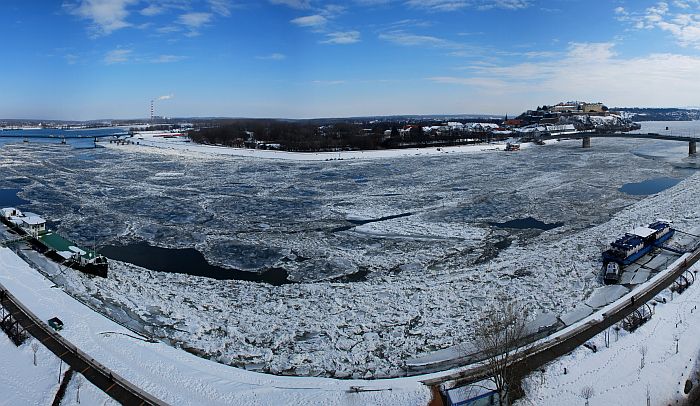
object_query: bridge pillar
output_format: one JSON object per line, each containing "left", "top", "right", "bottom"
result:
{"left": 690, "top": 141, "right": 697, "bottom": 155}
{"left": 582, "top": 136, "right": 591, "bottom": 148}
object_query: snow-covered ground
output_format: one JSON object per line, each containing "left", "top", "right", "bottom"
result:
{"left": 0, "top": 331, "right": 63, "bottom": 405}
{"left": 0, "top": 246, "right": 431, "bottom": 405}
{"left": 108, "top": 132, "right": 507, "bottom": 161}
{"left": 0, "top": 319, "right": 114, "bottom": 405}
{"left": 1, "top": 134, "right": 699, "bottom": 378}
{"left": 516, "top": 261, "right": 700, "bottom": 406}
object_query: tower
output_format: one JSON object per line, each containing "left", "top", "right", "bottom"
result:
{"left": 150, "top": 100, "right": 154, "bottom": 122}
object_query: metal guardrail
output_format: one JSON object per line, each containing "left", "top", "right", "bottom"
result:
{"left": 0, "top": 283, "right": 168, "bottom": 406}
{"left": 421, "top": 246, "right": 700, "bottom": 387}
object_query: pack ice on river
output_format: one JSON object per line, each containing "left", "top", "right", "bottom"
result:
{"left": 1, "top": 130, "right": 699, "bottom": 379}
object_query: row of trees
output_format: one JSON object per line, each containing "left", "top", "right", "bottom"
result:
{"left": 188, "top": 119, "right": 502, "bottom": 152}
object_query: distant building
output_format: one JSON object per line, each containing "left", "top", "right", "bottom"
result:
{"left": 504, "top": 119, "right": 525, "bottom": 127}
{"left": 551, "top": 102, "right": 580, "bottom": 113}
{"left": 581, "top": 102, "right": 606, "bottom": 113}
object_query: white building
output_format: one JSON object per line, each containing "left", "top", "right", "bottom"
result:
{"left": 1, "top": 208, "right": 46, "bottom": 237}
{"left": 20, "top": 214, "right": 46, "bottom": 237}
{"left": 0, "top": 208, "right": 21, "bottom": 220}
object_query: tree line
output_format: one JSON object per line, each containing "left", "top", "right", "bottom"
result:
{"left": 188, "top": 118, "right": 503, "bottom": 152}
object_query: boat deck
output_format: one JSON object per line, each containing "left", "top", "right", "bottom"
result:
{"left": 39, "top": 232, "right": 97, "bottom": 260}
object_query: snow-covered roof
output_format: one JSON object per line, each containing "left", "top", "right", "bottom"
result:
{"left": 21, "top": 215, "right": 45, "bottom": 226}
{"left": 630, "top": 226, "right": 656, "bottom": 239}
{"left": 56, "top": 250, "right": 74, "bottom": 260}
{"left": 68, "top": 246, "right": 87, "bottom": 256}
{"left": 447, "top": 379, "right": 497, "bottom": 403}
{"left": 545, "top": 124, "right": 576, "bottom": 131}
{"left": 515, "top": 125, "right": 546, "bottom": 133}
{"left": 1, "top": 208, "right": 20, "bottom": 218}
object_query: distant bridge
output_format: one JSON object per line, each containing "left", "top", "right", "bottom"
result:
{"left": 540, "top": 132, "right": 698, "bottom": 155}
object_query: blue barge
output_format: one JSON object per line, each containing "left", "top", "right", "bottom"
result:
{"left": 602, "top": 221, "right": 674, "bottom": 284}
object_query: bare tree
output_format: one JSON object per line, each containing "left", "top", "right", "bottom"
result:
{"left": 31, "top": 342, "right": 39, "bottom": 366}
{"left": 580, "top": 386, "right": 594, "bottom": 406}
{"left": 639, "top": 345, "right": 647, "bottom": 369}
{"left": 473, "top": 299, "right": 530, "bottom": 406}
{"left": 674, "top": 335, "right": 680, "bottom": 354}
{"left": 603, "top": 329, "right": 608, "bottom": 348}
{"left": 646, "top": 384, "right": 651, "bottom": 406}
{"left": 76, "top": 375, "right": 83, "bottom": 404}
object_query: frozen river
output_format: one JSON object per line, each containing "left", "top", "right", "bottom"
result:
{"left": 1, "top": 121, "right": 699, "bottom": 378}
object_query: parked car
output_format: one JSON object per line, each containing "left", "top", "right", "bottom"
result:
{"left": 48, "top": 317, "right": 63, "bottom": 331}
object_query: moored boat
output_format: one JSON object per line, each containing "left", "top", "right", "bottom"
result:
{"left": 0, "top": 207, "right": 108, "bottom": 277}
{"left": 602, "top": 220, "right": 674, "bottom": 284}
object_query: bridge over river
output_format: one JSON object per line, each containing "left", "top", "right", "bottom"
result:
{"left": 541, "top": 132, "right": 699, "bottom": 155}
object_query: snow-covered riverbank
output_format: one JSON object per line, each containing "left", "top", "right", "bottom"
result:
{"left": 105, "top": 132, "right": 518, "bottom": 161}
{"left": 2, "top": 138, "right": 698, "bottom": 379}
{"left": 47, "top": 170, "right": 700, "bottom": 379}
{"left": 517, "top": 260, "right": 700, "bottom": 405}
{"left": 0, "top": 246, "right": 431, "bottom": 405}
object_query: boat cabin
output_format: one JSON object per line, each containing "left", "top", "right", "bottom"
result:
{"left": 19, "top": 213, "right": 46, "bottom": 237}
{"left": 0, "top": 207, "right": 21, "bottom": 219}
{"left": 608, "top": 234, "right": 644, "bottom": 259}
{"left": 648, "top": 221, "right": 672, "bottom": 239}
{"left": 1, "top": 207, "right": 46, "bottom": 237}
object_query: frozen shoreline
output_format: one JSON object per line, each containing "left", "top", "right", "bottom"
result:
{"left": 0, "top": 246, "right": 432, "bottom": 405}
{"left": 104, "top": 133, "right": 535, "bottom": 161}
{"left": 2, "top": 137, "right": 698, "bottom": 380}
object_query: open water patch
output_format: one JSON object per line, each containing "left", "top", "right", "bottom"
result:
{"left": 619, "top": 177, "right": 681, "bottom": 196}
{"left": 0, "top": 188, "right": 29, "bottom": 207}
{"left": 489, "top": 217, "right": 563, "bottom": 231}
{"left": 101, "top": 242, "right": 292, "bottom": 286}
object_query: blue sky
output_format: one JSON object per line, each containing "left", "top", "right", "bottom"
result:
{"left": 1, "top": 0, "right": 700, "bottom": 119}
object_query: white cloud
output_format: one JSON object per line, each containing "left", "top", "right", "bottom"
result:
{"left": 321, "top": 31, "right": 360, "bottom": 44}
{"left": 151, "top": 55, "right": 186, "bottom": 63}
{"left": 427, "top": 42, "right": 700, "bottom": 107}
{"left": 379, "top": 30, "right": 461, "bottom": 48}
{"left": 140, "top": 4, "right": 163, "bottom": 16}
{"left": 208, "top": 0, "right": 232, "bottom": 16}
{"left": 290, "top": 14, "right": 327, "bottom": 28}
{"left": 103, "top": 48, "right": 131, "bottom": 64}
{"left": 405, "top": 0, "right": 529, "bottom": 12}
{"left": 178, "top": 12, "right": 213, "bottom": 36}
{"left": 628, "top": 1, "right": 700, "bottom": 48}
{"left": 269, "top": 0, "right": 312, "bottom": 9}
{"left": 67, "top": 0, "right": 138, "bottom": 36}
{"left": 256, "top": 53, "right": 287, "bottom": 60}
{"left": 312, "top": 80, "right": 347, "bottom": 85}
{"left": 157, "top": 94, "right": 175, "bottom": 100}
